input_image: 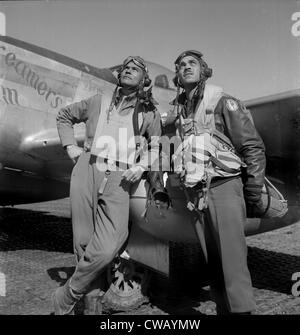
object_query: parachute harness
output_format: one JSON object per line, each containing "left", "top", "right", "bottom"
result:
{"left": 174, "top": 82, "right": 212, "bottom": 214}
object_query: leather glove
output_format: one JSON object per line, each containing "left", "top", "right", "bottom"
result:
{"left": 244, "top": 184, "right": 262, "bottom": 203}
{"left": 246, "top": 198, "right": 266, "bottom": 218}
{"left": 152, "top": 189, "right": 171, "bottom": 209}
{"left": 244, "top": 184, "right": 266, "bottom": 218}
{"left": 147, "top": 171, "right": 171, "bottom": 209}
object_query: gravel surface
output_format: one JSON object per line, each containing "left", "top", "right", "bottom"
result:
{"left": 0, "top": 198, "right": 299, "bottom": 315}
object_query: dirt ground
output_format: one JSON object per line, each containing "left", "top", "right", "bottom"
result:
{"left": 0, "top": 198, "right": 299, "bottom": 315}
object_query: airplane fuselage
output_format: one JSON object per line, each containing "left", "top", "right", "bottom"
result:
{"left": 0, "top": 35, "right": 299, "bottom": 246}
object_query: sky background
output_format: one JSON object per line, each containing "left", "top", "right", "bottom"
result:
{"left": 0, "top": 0, "right": 299, "bottom": 100}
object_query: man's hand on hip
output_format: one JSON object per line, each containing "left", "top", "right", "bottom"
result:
{"left": 122, "top": 165, "right": 145, "bottom": 183}
{"left": 65, "top": 145, "right": 83, "bottom": 164}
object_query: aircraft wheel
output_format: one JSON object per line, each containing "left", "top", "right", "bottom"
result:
{"left": 102, "top": 257, "right": 151, "bottom": 312}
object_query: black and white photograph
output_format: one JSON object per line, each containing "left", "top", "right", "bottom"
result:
{"left": 0, "top": 0, "right": 299, "bottom": 324}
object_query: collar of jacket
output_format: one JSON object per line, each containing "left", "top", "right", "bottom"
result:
{"left": 115, "top": 88, "right": 137, "bottom": 107}
{"left": 116, "top": 87, "right": 158, "bottom": 112}
{"left": 170, "top": 91, "right": 187, "bottom": 106}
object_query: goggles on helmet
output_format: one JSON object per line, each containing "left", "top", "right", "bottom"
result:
{"left": 122, "top": 56, "right": 148, "bottom": 73}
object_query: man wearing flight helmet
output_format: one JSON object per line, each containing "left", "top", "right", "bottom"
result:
{"left": 54, "top": 56, "right": 166, "bottom": 314}
{"left": 164, "top": 50, "right": 266, "bottom": 314}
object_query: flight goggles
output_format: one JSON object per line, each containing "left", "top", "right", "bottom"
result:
{"left": 122, "top": 56, "right": 148, "bottom": 73}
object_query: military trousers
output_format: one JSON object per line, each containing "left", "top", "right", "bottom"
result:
{"left": 196, "top": 177, "right": 256, "bottom": 313}
{"left": 68, "top": 152, "right": 131, "bottom": 294}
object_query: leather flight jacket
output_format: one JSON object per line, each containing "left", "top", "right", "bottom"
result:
{"left": 165, "top": 85, "right": 266, "bottom": 204}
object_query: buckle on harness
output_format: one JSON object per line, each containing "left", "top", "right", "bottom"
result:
{"left": 183, "top": 173, "right": 212, "bottom": 214}
{"left": 197, "top": 173, "right": 212, "bottom": 211}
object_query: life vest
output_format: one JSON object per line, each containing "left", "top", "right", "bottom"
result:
{"left": 90, "top": 91, "right": 149, "bottom": 170}
{"left": 173, "top": 84, "right": 246, "bottom": 188}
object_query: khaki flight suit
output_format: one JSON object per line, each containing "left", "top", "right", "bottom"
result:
{"left": 56, "top": 91, "right": 161, "bottom": 294}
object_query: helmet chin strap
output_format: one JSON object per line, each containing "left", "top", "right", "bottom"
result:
{"left": 173, "top": 78, "right": 205, "bottom": 118}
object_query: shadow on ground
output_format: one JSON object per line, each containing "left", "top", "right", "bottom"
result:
{"left": 146, "top": 245, "right": 300, "bottom": 314}
{"left": 1, "top": 206, "right": 299, "bottom": 314}
{"left": 0, "top": 207, "right": 73, "bottom": 252}
{"left": 248, "top": 246, "right": 300, "bottom": 294}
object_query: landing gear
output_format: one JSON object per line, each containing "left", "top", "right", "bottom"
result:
{"left": 102, "top": 256, "right": 151, "bottom": 313}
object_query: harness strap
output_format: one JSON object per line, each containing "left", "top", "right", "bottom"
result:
{"left": 210, "top": 128, "right": 235, "bottom": 149}
{"left": 210, "top": 156, "right": 241, "bottom": 174}
{"left": 132, "top": 102, "right": 141, "bottom": 137}
{"left": 198, "top": 173, "right": 212, "bottom": 211}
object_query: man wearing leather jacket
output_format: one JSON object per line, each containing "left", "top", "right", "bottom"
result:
{"left": 53, "top": 56, "right": 166, "bottom": 315}
{"left": 164, "top": 50, "right": 266, "bottom": 314}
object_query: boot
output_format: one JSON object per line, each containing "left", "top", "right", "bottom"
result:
{"left": 83, "top": 289, "right": 104, "bottom": 315}
{"left": 52, "top": 281, "right": 82, "bottom": 315}
{"left": 216, "top": 306, "right": 252, "bottom": 315}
